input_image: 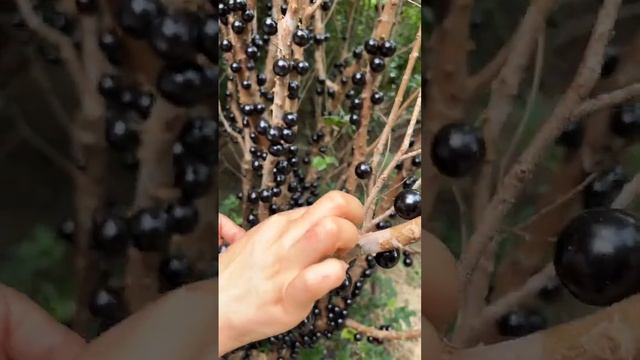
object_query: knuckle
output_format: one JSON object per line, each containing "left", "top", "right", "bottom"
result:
{"left": 325, "top": 190, "right": 349, "bottom": 210}
{"left": 318, "top": 217, "right": 340, "bottom": 238}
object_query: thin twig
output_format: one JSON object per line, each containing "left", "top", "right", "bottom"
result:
{"left": 514, "top": 173, "right": 597, "bottom": 232}
{"left": 345, "top": 319, "right": 420, "bottom": 340}
{"left": 499, "top": 33, "right": 546, "bottom": 180}
{"left": 611, "top": 173, "right": 640, "bottom": 209}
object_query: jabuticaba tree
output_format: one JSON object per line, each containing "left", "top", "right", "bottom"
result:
{"left": 425, "top": 0, "right": 640, "bottom": 359}
{"left": 9, "top": 0, "right": 218, "bottom": 337}
{"left": 218, "top": 0, "right": 422, "bottom": 358}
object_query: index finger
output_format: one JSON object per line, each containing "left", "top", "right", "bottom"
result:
{"left": 299, "top": 190, "right": 365, "bottom": 228}
{"left": 218, "top": 214, "right": 246, "bottom": 245}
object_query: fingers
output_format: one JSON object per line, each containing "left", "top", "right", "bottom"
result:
{"left": 218, "top": 214, "right": 246, "bottom": 245}
{"left": 288, "top": 217, "right": 360, "bottom": 269}
{"left": 284, "top": 258, "right": 348, "bottom": 314}
{"left": 300, "top": 191, "right": 365, "bottom": 228}
{"left": 0, "top": 285, "right": 86, "bottom": 360}
{"left": 422, "top": 231, "right": 459, "bottom": 332}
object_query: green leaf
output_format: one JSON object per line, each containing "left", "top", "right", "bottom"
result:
{"left": 311, "top": 155, "right": 338, "bottom": 171}
{"left": 220, "top": 194, "right": 242, "bottom": 224}
{"left": 340, "top": 327, "right": 357, "bottom": 340}
{"left": 323, "top": 115, "right": 349, "bottom": 128}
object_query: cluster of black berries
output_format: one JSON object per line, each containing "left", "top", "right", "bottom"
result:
{"left": 227, "top": 255, "right": 392, "bottom": 359}
{"left": 115, "top": 0, "right": 217, "bottom": 107}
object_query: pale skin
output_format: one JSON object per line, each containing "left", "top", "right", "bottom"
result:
{"left": 0, "top": 191, "right": 459, "bottom": 359}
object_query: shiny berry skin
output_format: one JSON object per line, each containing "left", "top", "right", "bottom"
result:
{"left": 378, "top": 40, "right": 397, "bottom": 57}
{"left": 245, "top": 46, "right": 259, "bottom": 59}
{"left": 220, "top": 39, "right": 233, "bottom": 52}
{"left": 354, "top": 332, "right": 363, "bottom": 341}
{"left": 118, "top": 0, "right": 166, "bottom": 38}
{"left": 174, "top": 160, "right": 212, "bottom": 199}
{"left": 375, "top": 248, "right": 400, "bottom": 269}
{"left": 257, "top": 73, "right": 267, "bottom": 86}
{"left": 92, "top": 214, "right": 130, "bottom": 254}
{"left": 350, "top": 98, "right": 363, "bottom": 112}
{"left": 157, "top": 62, "right": 213, "bottom": 107}
{"left": 150, "top": 13, "right": 198, "bottom": 62}
{"left": 403, "top": 254, "right": 413, "bottom": 267}
{"left": 583, "top": 166, "right": 626, "bottom": 209}
{"left": 179, "top": 116, "right": 217, "bottom": 164}
{"left": 293, "top": 29, "right": 311, "bottom": 47}
{"left": 556, "top": 120, "right": 584, "bottom": 149}
{"left": 98, "top": 74, "right": 122, "bottom": 100}
{"left": 411, "top": 154, "right": 422, "bottom": 167}
{"left": 135, "top": 92, "right": 154, "bottom": 119}
{"left": 197, "top": 15, "right": 217, "bottom": 62}
{"left": 348, "top": 113, "right": 360, "bottom": 128}
{"left": 130, "top": 207, "right": 171, "bottom": 251}
{"left": 282, "top": 128, "right": 296, "bottom": 143}
{"left": 370, "top": 90, "right": 384, "bottom": 105}
{"left": 431, "top": 123, "right": 486, "bottom": 178}
{"left": 105, "top": 115, "right": 139, "bottom": 151}
{"left": 295, "top": 60, "right": 310, "bottom": 75}
{"left": 394, "top": 189, "right": 421, "bottom": 220}
{"left": 352, "top": 71, "right": 366, "bottom": 86}
{"left": 498, "top": 310, "right": 546, "bottom": 337}
{"left": 370, "top": 56, "right": 386, "bottom": 73}
{"left": 610, "top": 103, "right": 640, "bottom": 139}
{"left": 364, "top": 38, "right": 379, "bottom": 55}
{"left": 266, "top": 126, "right": 282, "bottom": 143}
{"left": 262, "top": 17, "right": 277, "bottom": 36}
{"left": 269, "top": 144, "right": 285, "bottom": 156}
{"left": 229, "top": 62, "right": 242, "bottom": 73}
{"left": 355, "top": 162, "right": 372, "bottom": 180}
{"left": 241, "top": 10, "right": 255, "bottom": 22}
{"left": 273, "top": 58, "right": 291, "bottom": 76}
{"left": 159, "top": 255, "right": 193, "bottom": 289}
{"left": 166, "top": 200, "right": 199, "bottom": 234}
{"left": 89, "top": 287, "right": 126, "bottom": 320}
{"left": 555, "top": 208, "right": 640, "bottom": 306}
{"left": 375, "top": 220, "right": 392, "bottom": 230}
{"left": 283, "top": 112, "right": 298, "bottom": 127}
{"left": 98, "top": 31, "right": 124, "bottom": 66}
{"left": 231, "top": 19, "right": 246, "bottom": 34}
{"left": 353, "top": 46, "right": 364, "bottom": 59}
{"left": 320, "top": 0, "right": 332, "bottom": 11}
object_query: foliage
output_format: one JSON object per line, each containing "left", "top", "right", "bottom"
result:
{"left": 0, "top": 225, "right": 75, "bottom": 322}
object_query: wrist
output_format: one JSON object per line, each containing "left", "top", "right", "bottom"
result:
{"left": 218, "top": 273, "right": 250, "bottom": 356}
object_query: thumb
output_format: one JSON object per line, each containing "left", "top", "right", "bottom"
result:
{"left": 284, "top": 258, "right": 348, "bottom": 313}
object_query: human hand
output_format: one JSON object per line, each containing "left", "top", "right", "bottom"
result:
{"left": 218, "top": 191, "right": 364, "bottom": 355}
{"left": 218, "top": 213, "right": 246, "bottom": 246}
{"left": 0, "top": 284, "right": 86, "bottom": 360}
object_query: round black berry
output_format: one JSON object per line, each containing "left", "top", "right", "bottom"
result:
{"left": 394, "top": 189, "right": 421, "bottom": 220}
{"left": 92, "top": 214, "right": 130, "bottom": 254}
{"left": 364, "top": 38, "right": 379, "bottom": 55}
{"left": 611, "top": 103, "right": 640, "bottom": 139}
{"left": 555, "top": 208, "right": 640, "bottom": 306}
{"left": 149, "top": 13, "right": 198, "bottom": 62}
{"left": 293, "top": 29, "right": 311, "bottom": 47}
{"left": 375, "top": 248, "right": 400, "bottom": 269}
{"left": 370, "top": 56, "right": 385, "bottom": 73}
{"left": 583, "top": 166, "right": 627, "bottom": 209}
{"left": 130, "top": 207, "right": 171, "bottom": 251}
{"left": 378, "top": 40, "right": 397, "bottom": 57}
{"left": 262, "top": 17, "right": 278, "bottom": 36}
{"left": 355, "top": 162, "right": 372, "bottom": 179}
{"left": 166, "top": 200, "right": 199, "bottom": 234}
{"left": 273, "top": 58, "right": 291, "bottom": 76}
{"left": 159, "top": 255, "right": 193, "bottom": 289}
{"left": 118, "top": 0, "right": 166, "bottom": 38}
{"left": 156, "top": 62, "right": 213, "bottom": 107}
{"left": 431, "top": 123, "right": 486, "bottom": 178}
